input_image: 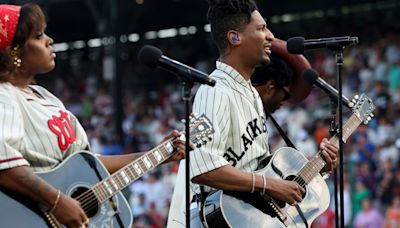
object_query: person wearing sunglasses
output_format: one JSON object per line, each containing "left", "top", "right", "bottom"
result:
{"left": 252, "top": 53, "right": 293, "bottom": 114}
{"left": 251, "top": 39, "right": 339, "bottom": 176}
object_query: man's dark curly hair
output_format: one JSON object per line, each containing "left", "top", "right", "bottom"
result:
{"left": 251, "top": 54, "right": 293, "bottom": 87}
{"left": 207, "top": 0, "right": 258, "bottom": 53}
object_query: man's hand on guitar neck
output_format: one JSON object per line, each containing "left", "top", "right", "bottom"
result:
{"left": 163, "top": 130, "right": 194, "bottom": 163}
{"left": 319, "top": 138, "right": 339, "bottom": 173}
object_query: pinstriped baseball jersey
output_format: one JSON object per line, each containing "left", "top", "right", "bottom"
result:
{"left": 190, "top": 61, "right": 269, "bottom": 194}
{"left": 0, "top": 82, "right": 89, "bottom": 172}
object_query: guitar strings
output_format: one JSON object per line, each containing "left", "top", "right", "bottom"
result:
{"left": 78, "top": 135, "right": 198, "bottom": 213}
{"left": 292, "top": 152, "right": 324, "bottom": 189}
{"left": 290, "top": 115, "right": 358, "bottom": 190}
{"left": 74, "top": 134, "right": 199, "bottom": 213}
{"left": 75, "top": 138, "right": 178, "bottom": 211}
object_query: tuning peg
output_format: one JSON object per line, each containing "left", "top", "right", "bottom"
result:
{"left": 354, "top": 94, "right": 359, "bottom": 100}
{"left": 198, "top": 125, "right": 205, "bottom": 131}
{"left": 367, "top": 117, "right": 371, "bottom": 121}
{"left": 363, "top": 120, "right": 369, "bottom": 125}
{"left": 370, "top": 113, "right": 374, "bottom": 118}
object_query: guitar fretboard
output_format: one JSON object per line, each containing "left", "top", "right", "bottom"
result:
{"left": 298, "top": 114, "right": 361, "bottom": 184}
{"left": 73, "top": 114, "right": 213, "bottom": 209}
{"left": 91, "top": 140, "right": 175, "bottom": 203}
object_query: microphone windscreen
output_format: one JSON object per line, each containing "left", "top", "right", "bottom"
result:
{"left": 303, "top": 68, "right": 319, "bottom": 85}
{"left": 138, "top": 45, "right": 163, "bottom": 68}
{"left": 286, "top": 37, "right": 305, "bottom": 54}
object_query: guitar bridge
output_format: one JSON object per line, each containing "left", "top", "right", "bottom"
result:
{"left": 265, "top": 196, "right": 289, "bottom": 227}
{"left": 44, "top": 212, "right": 62, "bottom": 228}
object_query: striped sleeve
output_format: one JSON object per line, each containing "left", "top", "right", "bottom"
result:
{"left": 189, "top": 84, "right": 231, "bottom": 179}
{"left": 0, "top": 96, "right": 29, "bottom": 170}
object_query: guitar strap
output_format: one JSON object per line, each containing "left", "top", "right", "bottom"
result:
{"left": 265, "top": 110, "right": 296, "bottom": 148}
{"left": 266, "top": 111, "right": 309, "bottom": 228}
{"left": 82, "top": 153, "right": 125, "bottom": 228}
{"left": 197, "top": 185, "right": 208, "bottom": 227}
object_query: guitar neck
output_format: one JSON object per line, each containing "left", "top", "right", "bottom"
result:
{"left": 91, "top": 139, "right": 176, "bottom": 203}
{"left": 298, "top": 114, "right": 361, "bottom": 184}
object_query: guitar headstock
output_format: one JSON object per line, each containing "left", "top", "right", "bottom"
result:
{"left": 189, "top": 113, "right": 215, "bottom": 148}
{"left": 351, "top": 94, "right": 375, "bottom": 124}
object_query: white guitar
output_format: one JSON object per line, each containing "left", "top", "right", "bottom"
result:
{"left": 202, "top": 94, "right": 375, "bottom": 228}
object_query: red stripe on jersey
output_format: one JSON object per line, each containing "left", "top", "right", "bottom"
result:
{"left": 0, "top": 157, "right": 24, "bottom": 163}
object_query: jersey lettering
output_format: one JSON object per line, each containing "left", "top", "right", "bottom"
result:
{"left": 241, "top": 134, "right": 253, "bottom": 151}
{"left": 48, "top": 111, "right": 76, "bottom": 151}
{"left": 223, "top": 117, "right": 265, "bottom": 165}
{"left": 261, "top": 116, "right": 267, "bottom": 133}
{"left": 223, "top": 152, "right": 237, "bottom": 167}
{"left": 247, "top": 118, "right": 263, "bottom": 138}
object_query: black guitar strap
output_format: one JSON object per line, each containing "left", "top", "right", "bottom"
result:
{"left": 266, "top": 111, "right": 309, "bottom": 228}
{"left": 265, "top": 110, "right": 296, "bottom": 149}
{"left": 197, "top": 185, "right": 208, "bottom": 227}
{"left": 82, "top": 153, "right": 125, "bottom": 228}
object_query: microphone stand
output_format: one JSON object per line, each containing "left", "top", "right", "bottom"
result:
{"left": 327, "top": 43, "right": 345, "bottom": 228}
{"left": 181, "top": 80, "right": 193, "bottom": 228}
{"left": 328, "top": 99, "right": 339, "bottom": 228}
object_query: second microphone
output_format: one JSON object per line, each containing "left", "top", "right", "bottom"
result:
{"left": 303, "top": 68, "right": 354, "bottom": 109}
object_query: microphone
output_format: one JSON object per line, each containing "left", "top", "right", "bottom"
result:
{"left": 287, "top": 36, "right": 359, "bottom": 54}
{"left": 303, "top": 68, "right": 354, "bottom": 109}
{"left": 138, "top": 45, "right": 216, "bottom": 86}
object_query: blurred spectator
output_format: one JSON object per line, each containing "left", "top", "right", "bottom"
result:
{"left": 354, "top": 133, "right": 377, "bottom": 169}
{"left": 352, "top": 179, "right": 372, "bottom": 216}
{"left": 384, "top": 196, "right": 400, "bottom": 228}
{"left": 312, "top": 208, "right": 335, "bottom": 228}
{"left": 148, "top": 202, "right": 164, "bottom": 228}
{"left": 388, "top": 170, "right": 400, "bottom": 200}
{"left": 313, "top": 118, "right": 330, "bottom": 146}
{"left": 131, "top": 193, "right": 148, "bottom": 218}
{"left": 294, "top": 129, "right": 318, "bottom": 159}
{"left": 373, "top": 81, "right": 391, "bottom": 119}
{"left": 354, "top": 198, "right": 384, "bottom": 228}
{"left": 376, "top": 160, "right": 396, "bottom": 208}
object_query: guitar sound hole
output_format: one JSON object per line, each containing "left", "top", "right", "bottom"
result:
{"left": 70, "top": 187, "right": 99, "bottom": 218}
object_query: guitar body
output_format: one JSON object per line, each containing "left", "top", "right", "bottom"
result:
{"left": 0, "top": 151, "right": 132, "bottom": 228}
{"left": 203, "top": 147, "right": 330, "bottom": 228}
{"left": 203, "top": 94, "right": 375, "bottom": 227}
{"left": 0, "top": 114, "right": 216, "bottom": 227}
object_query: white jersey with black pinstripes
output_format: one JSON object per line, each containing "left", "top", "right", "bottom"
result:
{"left": 0, "top": 82, "right": 89, "bottom": 172}
{"left": 190, "top": 61, "right": 270, "bottom": 194}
